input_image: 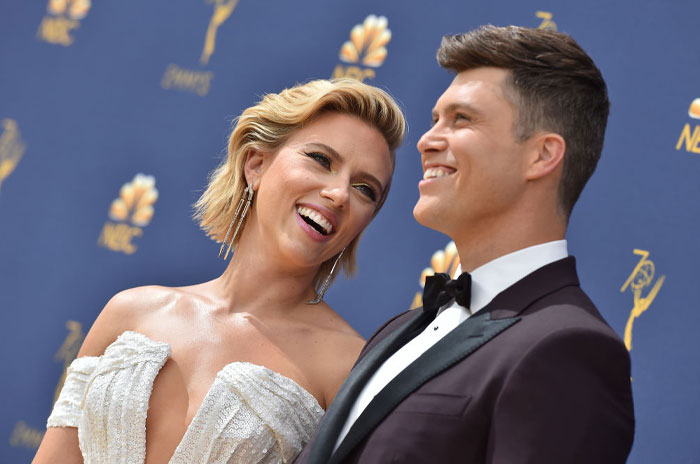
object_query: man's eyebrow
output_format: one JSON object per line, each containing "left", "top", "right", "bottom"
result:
{"left": 303, "top": 142, "right": 385, "bottom": 194}
{"left": 432, "top": 102, "right": 482, "bottom": 118}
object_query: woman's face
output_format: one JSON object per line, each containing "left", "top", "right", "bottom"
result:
{"left": 246, "top": 112, "right": 392, "bottom": 272}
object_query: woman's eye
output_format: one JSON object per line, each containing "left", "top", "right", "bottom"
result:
{"left": 353, "top": 183, "right": 377, "bottom": 202}
{"left": 306, "top": 152, "right": 331, "bottom": 169}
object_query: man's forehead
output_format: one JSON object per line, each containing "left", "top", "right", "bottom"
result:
{"left": 433, "top": 68, "right": 511, "bottom": 113}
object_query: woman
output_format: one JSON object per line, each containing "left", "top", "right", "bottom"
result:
{"left": 34, "top": 78, "right": 405, "bottom": 463}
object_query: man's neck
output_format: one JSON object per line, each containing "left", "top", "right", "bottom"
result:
{"left": 453, "top": 215, "right": 566, "bottom": 273}
{"left": 460, "top": 239, "right": 569, "bottom": 313}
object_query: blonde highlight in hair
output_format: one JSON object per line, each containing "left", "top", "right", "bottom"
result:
{"left": 194, "top": 78, "right": 405, "bottom": 291}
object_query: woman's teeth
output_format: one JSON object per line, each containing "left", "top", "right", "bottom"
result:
{"left": 297, "top": 206, "right": 333, "bottom": 235}
{"left": 423, "top": 167, "right": 453, "bottom": 180}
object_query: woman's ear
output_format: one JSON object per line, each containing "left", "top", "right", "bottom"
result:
{"left": 243, "top": 148, "right": 266, "bottom": 189}
{"left": 525, "top": 132, "right": 566, "bottom": 181}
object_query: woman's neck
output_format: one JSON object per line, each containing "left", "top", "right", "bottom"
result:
{"left": 213, "top": 234, "right": 319, "bottom": 316}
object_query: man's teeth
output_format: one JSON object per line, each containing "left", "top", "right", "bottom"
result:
{"left": 423, "top": 167, "right": 453, "bottom": 180}
{"left": 297, "top": 206, "right": 333, "bottom": 235}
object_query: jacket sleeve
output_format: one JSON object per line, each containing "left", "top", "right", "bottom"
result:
{"left": 486, "top": 327, "right": 635, "bottom": 464}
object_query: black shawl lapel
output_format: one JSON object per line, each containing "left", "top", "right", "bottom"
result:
{"left": 329, "top": 309, "right": 520, "bottom": 464}
{"left": 311, "top": 257, "right": 579, "bottom": 464}
{"left": 489, "top": 256, "right": 579, "bottom": 320}
{"left": 304, "top": 308, "right": 434, "bottom": 464}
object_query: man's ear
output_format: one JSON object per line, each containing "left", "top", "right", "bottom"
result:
{"left": 525, "top": 133, "right": 566, "bottom": 181}
{"left": 243, "top": 148, "right": 266, "bottom": 189}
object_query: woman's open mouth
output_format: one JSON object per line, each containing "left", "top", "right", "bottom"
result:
{"left": 296, "top": 205, "right": 333, "bottom": 236}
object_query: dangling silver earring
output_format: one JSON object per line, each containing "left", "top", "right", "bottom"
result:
{"left": 218, "top": 184, "right": 254, "bottom": 260}
{"left": 308, "top": 247, "right": 346, "bottom": 305}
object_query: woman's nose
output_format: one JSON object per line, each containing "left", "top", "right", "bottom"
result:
{"left": 320, "top": 181, "right": 350, "bottom": 208}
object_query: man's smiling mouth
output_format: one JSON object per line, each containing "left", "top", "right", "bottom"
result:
{"left": 423, "top": 166, "right": 456, "bottom": 180}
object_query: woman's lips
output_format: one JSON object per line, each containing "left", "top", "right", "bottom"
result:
{"left": 295, "top": 209, "right": 333, "bottom": 242}
{"left": 296, "top": 205, "right": 334, "bottom": 235}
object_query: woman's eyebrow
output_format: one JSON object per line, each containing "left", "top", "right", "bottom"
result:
{"left": 304, "top": 142, "right": 339, "bottom": 158}
{"left": 303, "top": 142, "right": 385, "bottom": 193}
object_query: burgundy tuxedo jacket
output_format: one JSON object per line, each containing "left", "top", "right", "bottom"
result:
{"left": 295, "top": 257, "right": 635, "bottom": 463}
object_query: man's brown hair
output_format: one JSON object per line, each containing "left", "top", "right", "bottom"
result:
{"left": 437, "top": 25, "right": 609, "bottom": 218}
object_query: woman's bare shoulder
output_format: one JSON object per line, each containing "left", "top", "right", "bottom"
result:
{"left": 298, "top": 304, "right": 366, "bottom": 405}
{"left": 77, "top": 285, "right": 183, "bottom": 358}
{"left": 299, "top": 303, "right": 366, "bottom": 356}
{"left": 322, "top": 324, "right": 366, "bottom": 375}
{"left": 325, "top": 317, "right": 366, "bottom": 354}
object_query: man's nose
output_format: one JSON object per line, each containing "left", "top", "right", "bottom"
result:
{"left": 417, "top": 125, "right": 448, "bottom": 154}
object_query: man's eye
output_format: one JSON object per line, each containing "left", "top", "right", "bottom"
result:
{"left": 353, "top": 183, "right": 377, "bottom": 202}
{"left": 306, "top": 152, "right": 331, "bottom": 169}
{"left": 455, "top": 113, "right": 470, "bottom": 121}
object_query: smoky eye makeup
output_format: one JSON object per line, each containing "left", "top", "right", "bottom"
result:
{"left": 304, "top": 151, "right": 332, "bottom": 170}
{"left": 301, "top": 142, "right": 383, "bottom": 202}
{"left": 352, "top": 182, "right": 377, "bottom": 202}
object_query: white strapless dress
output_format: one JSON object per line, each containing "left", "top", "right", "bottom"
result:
{"left": 47, "top": 331, "right": 324, "bottom": 463}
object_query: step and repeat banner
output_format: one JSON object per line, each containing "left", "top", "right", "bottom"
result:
{"left": 1, "top": 1, "right": 698, "bottom": 462}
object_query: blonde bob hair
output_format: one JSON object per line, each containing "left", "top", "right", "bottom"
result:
{"left": 195, "top": 78, "right": 406, "bottom": 291}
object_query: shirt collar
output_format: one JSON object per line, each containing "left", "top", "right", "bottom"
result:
{"left": 446, "top": 240, "right": 568, "bottom": 314}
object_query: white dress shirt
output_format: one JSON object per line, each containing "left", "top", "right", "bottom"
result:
{"left": 334, "top": 240, "right": 569, "bottom": 450}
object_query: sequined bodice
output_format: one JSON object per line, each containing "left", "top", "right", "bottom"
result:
{"left": 47, "top": 331, "right": 324, "bottom": 463}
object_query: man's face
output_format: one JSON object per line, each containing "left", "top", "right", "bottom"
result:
{"left": 413, "top": 67, "right": 533, "bottom": 239}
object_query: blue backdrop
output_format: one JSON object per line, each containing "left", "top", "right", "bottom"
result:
{"left": 1, "top": 1, "right": 698, "bottom": 462}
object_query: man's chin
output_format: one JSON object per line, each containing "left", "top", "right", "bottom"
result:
{"left": 413, "top": 202, "right": 443, "bottom": 232}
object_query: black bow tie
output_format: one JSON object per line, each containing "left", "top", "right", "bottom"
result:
{"left": 422, "top": 272, "right": 472, "bottom": 316}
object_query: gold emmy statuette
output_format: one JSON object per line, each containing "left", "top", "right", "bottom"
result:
{"left": 9, "top": 320, "right": 84, "bottom": 451}
{"left": 200, "top": 0, "right": 239, "bottom": 65}
{"left": 0, "top": 119, "right": 26, "bottom": 194}
{"left": 536, "top": 11, "right": 557, "bottom": 31}
{"left": 53, "top": 321, "right": 86, "bottom": 404}
{"left": 620, "top": 249, "right": 665, "bottom": 351}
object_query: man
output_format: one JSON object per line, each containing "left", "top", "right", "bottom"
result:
{"left": 296, "top": 25, "right": 635, "bottom": 463}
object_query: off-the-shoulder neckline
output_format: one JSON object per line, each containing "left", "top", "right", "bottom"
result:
{"left": 111, "top": 330, "right": 324, "bottom": 411}
{"left": 68, "top": 330, "right": 326, "bottom": 462}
